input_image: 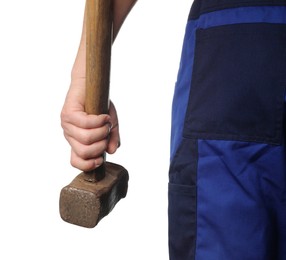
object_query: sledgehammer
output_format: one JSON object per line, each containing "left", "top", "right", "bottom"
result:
{"left": 59, "top": 0, "right": 129, "bottom": 228}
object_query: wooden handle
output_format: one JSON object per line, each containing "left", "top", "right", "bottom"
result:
{"left": 84, "top": 0, "right": 113, "bottom": 182}
{"left": 86, "top": 0, "right": 113, "bottom": 115}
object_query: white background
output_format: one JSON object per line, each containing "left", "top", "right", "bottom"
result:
{"left": 0, "top": 0, "right": 191, "bottom": 259}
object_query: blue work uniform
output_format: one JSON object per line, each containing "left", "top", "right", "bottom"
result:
{"left": 169, "top": 0, "right": 286, "bottom": 259}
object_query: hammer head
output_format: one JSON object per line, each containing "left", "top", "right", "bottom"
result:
{"left": 59, "top": 162, "right": 128, "bottom": 228}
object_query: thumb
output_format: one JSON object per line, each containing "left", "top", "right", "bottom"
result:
{"left": 106, "top": 101, "right": 120, "bottom": 154}
{"left": 107, "top": 123, "right": 120, "bottom": 154}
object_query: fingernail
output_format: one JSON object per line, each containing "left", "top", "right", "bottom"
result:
{"left": 107, "top": 123, "right": 112, "bottom": 135}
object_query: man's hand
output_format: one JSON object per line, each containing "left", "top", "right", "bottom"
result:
{"left": 61, "top": 78, "right": 120, "bottom": 171}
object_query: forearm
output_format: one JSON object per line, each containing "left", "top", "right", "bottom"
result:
{"left": 71, "top": 0, "right": 137, "bottom": 79}
{"left": 113, "top": 0, "right": 137, "bottom": 40}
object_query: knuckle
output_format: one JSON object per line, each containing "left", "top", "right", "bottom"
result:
{"left": 82, "top": 162, "right": 95, "bottom": 172}
{"left": 70, "top": 158, "right": 92, "bottom": 172}
{"left": 60, "top": 109, "right": 69, "bottom": 122}
{"left": 70, "top": 156, "right": 79, "bottom": 169}
{"left": 60, "top": 110, "right": 73, "bottom": 129}
{"left": 76, "top": 146, "right": 90, "bottom": 159}
{"left": 80, "top": 131, "right": 94, "bottom": 145}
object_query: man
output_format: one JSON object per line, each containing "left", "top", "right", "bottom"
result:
{"left": 61, "top": 0, "right": 286, "bottom": 259}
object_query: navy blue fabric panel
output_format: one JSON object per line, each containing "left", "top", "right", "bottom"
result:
{"left": 168, "top": 184, "right": 197, "bottom": 260}
{"left": 170, "top": 7, "right": 286, "bottom": 161}
{"left": 184, "top": 23, "right": 286, "bottom": 145}
{"left": 189, "top": 0, "right": 286, "bottom": 19}
{"left": 169, "top": 138, "right": 198, "bottom": 186}
{"left": 169, "top": 138, "right": 198, "bottom": 259}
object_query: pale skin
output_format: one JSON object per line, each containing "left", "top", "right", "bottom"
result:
{"left": 61, "top": 0, "right": 137, "bottom": 172}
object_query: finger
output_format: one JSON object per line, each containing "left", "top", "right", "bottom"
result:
{"left": 70, "top": 150, "right": 104, "bottom": 172}
{"left": 61, "top": 110, "right": 110, "bottom": 129}
{"left": 106, "top": 123, "right": 120, "bottom": 154}
{"left": 63, "top": 123, "right": 111, "bottom": 145}
{"left": 68, "top": 136, "right": 108, "bottom": 160}
{"left": 109, "top": 101, "right": 118, "bottom": 125}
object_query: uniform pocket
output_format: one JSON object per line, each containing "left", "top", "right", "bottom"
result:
{"left": 168, "top": 183, "right": 197, "bottom": 260}
{"left": 184, "top": 23, "right": 286, "bottom": 145}
{"left": 168, "top": 137, "right": 198, "bottom": 259}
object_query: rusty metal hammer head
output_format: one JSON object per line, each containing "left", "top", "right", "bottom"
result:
{"left": 60, "top": 162, "right": 128, "bottom": 228}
